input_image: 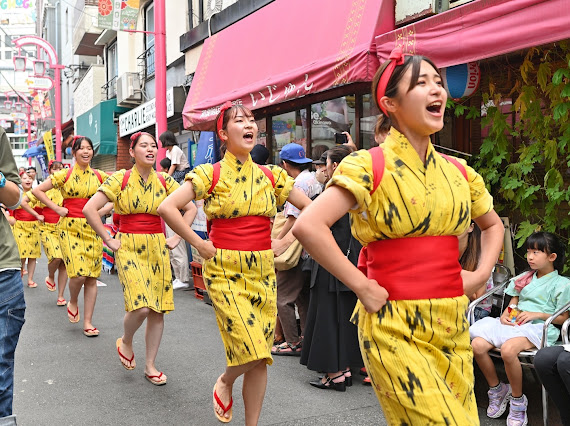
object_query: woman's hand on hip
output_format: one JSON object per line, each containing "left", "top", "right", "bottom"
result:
{"left": 271, "top": 238, "right": 290, "bottom": 257}
{"left": 357, "top": 279, "right": 389, "bottom": 313}
{"left": 199, "top": 240, "right": 217, "bottom": 260}
{"left": 56, "top": 206, "right": 68, "bottom": 218}
{"left": 166, "top": 235, "right": 182, "bottom": 250}
{"left": 105, "top": 238, "right": 121, "bottom": 252}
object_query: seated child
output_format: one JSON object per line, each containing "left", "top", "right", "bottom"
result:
{"left": 470, "top": 231, "right": 570, "bottom": 426}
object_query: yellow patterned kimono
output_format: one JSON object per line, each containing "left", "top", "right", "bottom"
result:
{"left": 330, "top": 128, "right": 493, "bottom": 425}
{"left": 99, "top": 167, "right": 179, "bottom": 313}
{"left": 187, "top": 151, "right": 294, "bottom": 366}
{"left": 11, "top": 191, "right": 41, "bottom": 259}
{"left": 27, "top": 187, "right": 64, "bottom": 262}
{"left": 51, "top": 164, "right": 109, "bottom": 278}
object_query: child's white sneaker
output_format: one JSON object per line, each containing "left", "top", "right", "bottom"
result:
{"left": 507, "top": 394, "right": 528, "bottom": 426}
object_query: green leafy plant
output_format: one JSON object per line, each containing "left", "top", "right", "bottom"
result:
{"left": 449, "top": 42, "right": 570, "bottom": 271}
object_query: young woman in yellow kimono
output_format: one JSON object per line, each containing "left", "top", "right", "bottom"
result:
{"left": 24, "top": 161, "right": 68, "bottom": 305}
{"left": 158, "top": 103, "right": 310, "bottom": 424}
{"left": 9, "top": 171, "right": 42, "bottom": 288}
{"left": 84, "top": 132, "right": 195, "bottom": 385}
{"left": 293, "top": 49, "right": 505, "bottom": 425}
{"left": 33, "top": 137, "right": 109, "bottom": 337}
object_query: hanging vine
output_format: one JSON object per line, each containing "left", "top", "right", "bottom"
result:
{"left": 449, "top": 41, "right": 570, "bottom": 270}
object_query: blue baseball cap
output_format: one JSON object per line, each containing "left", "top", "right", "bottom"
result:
{"left": 279, "top": 143, "right": 312, "bottom": 164}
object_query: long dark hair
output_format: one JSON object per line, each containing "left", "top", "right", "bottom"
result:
{"left": 371, "top": 54, "right": 441, "bottom": 133}
{"left": 526, "top": 232, "right": 565, "bottom": 272}
{"left": 459, "top": 223, "right": 482, "bottom": 272}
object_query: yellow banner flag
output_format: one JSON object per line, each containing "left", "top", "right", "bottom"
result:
{"left": 43, "top": 130, "right": 54, "bottom": 162}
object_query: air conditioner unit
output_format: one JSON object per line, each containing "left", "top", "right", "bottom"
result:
{"left": 117, "top": 72, "right": 142, "bottom": 106}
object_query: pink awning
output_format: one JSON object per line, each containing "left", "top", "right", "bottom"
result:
{"left": 375, "top": 0, "right": 570, "bottom": 68}
{"left": 183, "top": 0, "right": 394, "bottom": 130}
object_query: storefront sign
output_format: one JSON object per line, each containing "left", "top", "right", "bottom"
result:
{"left": 119, "top": 88, "right": 174, "bottom": 137}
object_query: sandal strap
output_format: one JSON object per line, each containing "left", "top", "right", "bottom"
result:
{"left": 214, "top": 389, "right": 233, "bottom": 414}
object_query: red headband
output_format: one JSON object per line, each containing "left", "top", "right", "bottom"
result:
{"left": 130, "top": 131, "right": 154, "bottom": 148}
{"left": 216, "top": 101, "right": 234, "bottom": 137}
{"left": 72, "top": 135, "right": 85, "bottom": 145}
{"left": 48, "top": 160, "right": 55, "bottom": 169}
{"left": 376, "top": 47, "right": 407, "bottom": 116}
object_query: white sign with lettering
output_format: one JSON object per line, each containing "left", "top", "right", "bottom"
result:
{"left": 119, "top": 88, "right": 174, "bottom": 137}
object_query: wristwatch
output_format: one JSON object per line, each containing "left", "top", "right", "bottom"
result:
{"left": 0, "top": 172, "right": 5, "bottom": 188}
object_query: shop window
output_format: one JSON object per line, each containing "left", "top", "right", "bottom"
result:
{"left": 271, "top": 110, "right": 307, "bottom": 165}
{"left": 256, "top": 118, "right": 267, "bottom": 146}
{"left": 310, "top": 96, "right": 355, "bottom": 153}
{"left": 144, "top": 3, "right": 155, "bottom": 76}
{"left": 360, "top": 94, "right": 380, "bottom": 149}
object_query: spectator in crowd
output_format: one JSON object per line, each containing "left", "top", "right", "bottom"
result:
{"left": 471, "top": 232, "right": 570, "bottom": 424}
{"left": 301, "top": 145, "right": 363, "bottom": 392}
{"left": 159, "top": 131, "right": 191, "bottom": 184}
{"left": 26, "top": 167, "right": 40, "bottom": 188}
{"left": 159, "top": 157, "right": 191, "bottom": 289}
{"left": 0, "top": 126, "right": 26, "bottom": 425}
{"left": 534, "top": 345, "right": 570, "bottom": 425}
{"left": 271, "top": 143, "right": 321, "bottom": 356}
{"left": 250, "top": 144, "right": 269, "bottom": 165}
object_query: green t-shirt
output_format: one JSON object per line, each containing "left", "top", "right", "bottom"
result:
{"left": 505, "top": 270, "right": 570, "bottom": 345}
{"left": 0, "top": 127, "right": 21, "bottom": 270}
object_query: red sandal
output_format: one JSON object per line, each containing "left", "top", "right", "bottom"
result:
{"left": 145, "top": 372, "right": 167, "bottom": 386}
{"left": 45, "top": 277, "right": 56, "bottom": 292}
{"left": 116, "top": 338, "right": 135, "bottom": 370}
{"left": 213, "top": 384, "right": 233, "bottom": 423}
{"left": 67, "top": 303, "right": 80, "bottom": 323}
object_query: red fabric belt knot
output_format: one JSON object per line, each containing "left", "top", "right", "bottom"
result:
{"left": 209, "top": 216, "right": 271, "bottom": 251}
{"left": 357, "top": 235, "right": 464, "bottom": 300}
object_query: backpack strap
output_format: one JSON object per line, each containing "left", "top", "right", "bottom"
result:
{"left": 208, "top": 162, "right": 275, "bottom": 195}
{"left": 439, "top": 153, "right": 468, "bottom": 181}
{"left": 64, "top": 167, "right": 73, "bottom": 184}
{"left": 121, "top": 170, "right": 132, "bottom": 191}
{"left": 121, "top": 169, "right": 167, "bottom": 191}
{"left": 156, "top": 172, "right": 167, "bottom": 189}
{"left": 258, "top": 165, "right": 275, "bottom": 188}
{"left": 208, "top": 162, "right": 221, "bottom": 195}
{"left": 369, "top": 147, "right": 385, "bottom": 195}
{"left": 92, "top": 169, "right": 103, "bottom": 184}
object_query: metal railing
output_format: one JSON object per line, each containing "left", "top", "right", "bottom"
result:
{"left": 101, "top": 75, "right": 118, "bottom": 100}
{"left": 137, "top": 45, "right": 155, "bottom": 81}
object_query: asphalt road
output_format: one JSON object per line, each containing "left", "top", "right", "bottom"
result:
{"left": 13, "top": 257, "right": 505, "bottom": 425}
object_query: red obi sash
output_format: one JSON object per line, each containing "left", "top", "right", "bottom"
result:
{"left": 209, "top": 216, "right": 271, "bottom": 251}
{"left": 62, "top": 198, "right": 88, "bottom": 218}
{"left": 357, "top": 236, "right": 463, "bottom": 300}
{"left": 119, "top": 213, "right": 163, "bottom": 234}
{"left": 43, "top": 207, "right": 61, "bottom": 224}
{"left": 13, "top": 208, "right": 36, "bottom": 221}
